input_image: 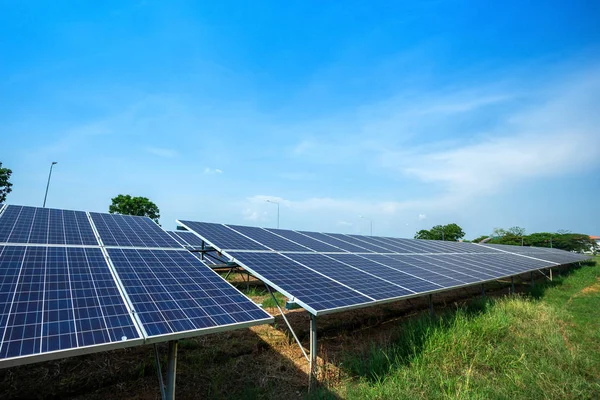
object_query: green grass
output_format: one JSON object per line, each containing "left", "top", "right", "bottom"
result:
{"left": 332, "top": 259, "right": 600, "bottom": 400}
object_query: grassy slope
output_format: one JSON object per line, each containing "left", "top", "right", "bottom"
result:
{"left": 334, "top": 259, "right": 600, "bottom": 400}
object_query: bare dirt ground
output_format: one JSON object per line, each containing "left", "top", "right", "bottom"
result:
{"left": 0, "top": 267, "right": 562, "bottom": 400}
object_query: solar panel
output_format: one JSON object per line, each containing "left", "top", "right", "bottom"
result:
{"left": 167, "top": 230, "right": 207, "bottom": 247}
{"left": 227, "top": 251, "right": 372, "bottom": 314}
{"left": 106, "top": 249, "right": 273, "bottom": 341}
{"left": 0, "top": 245, "right": 142, "bottom": 366}
{"left": 477, "top": 243, "right": 589, "bottom": 264}
{"left": 0, "top": 206, "right": 274, "bottom": 369}
{"left": 0, "top": 205, "right": 98, "bottom": 246}
{"left": 90, "top": 213, "right": 181, "bottom": 248}
{"left": 177, "top": 221, "right": 270, "bottom": 251}
{"left": 181, "top": 220, "right": 592, "bottom": 315}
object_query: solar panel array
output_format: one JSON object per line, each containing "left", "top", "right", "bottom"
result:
{"left": 0, "top": 206, "right": 272, "bottom": 368}
{"left": 166, "top": 231, "right": 229, "bottom": 265}
{"left": 178, "top": 220, "right": 591, "bottom": 315}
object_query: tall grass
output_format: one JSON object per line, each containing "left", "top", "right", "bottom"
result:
{"left": 336, "top": 262, "right": 600, "bottom": 400}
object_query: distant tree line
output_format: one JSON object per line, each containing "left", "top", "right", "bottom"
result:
{"left": 416, "top": 223, "right": 596, "bottom": 253}
{"left": 415, "top": 223, "right": 465, "bottom": 241}
{"left": 472, "top": 226, "right": 596, "bottom": 253}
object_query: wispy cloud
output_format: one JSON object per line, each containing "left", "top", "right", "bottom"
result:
{"left": 203, "top": 167, "right": 223, "bottom": 175}
{"left": 145, "top": 147, "right": 178, "bottom": 158}
{"left": 379, "top": 68, "right": 600, "bottom": 198}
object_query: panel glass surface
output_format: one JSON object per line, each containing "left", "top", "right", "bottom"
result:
{"left": 228, "top": 251, "right": 372, "bottom": 312}
{"left": 0, "top": 246, "right": 140, "bottom": 361}
{"left": 107, "top": 249, "right": 272, "bottom": 338}
{"left": 297, "top": 232, "right": 369, "bottom": 252}
{"left": 286, "top": 253, "right": 412, "bottom": 300}
{"left": 265, "top": 229, "right": 342, "bottom": 252}
{"left": 168, "top": 231, "right": 207, "bottom": 247}
{"left": 226, "top": 225, "right": 310, "bottom": 252}
{"left": 90, "top": 213, "right": 181, "bottom": 248}
{"left": 178, "top": 221, "right": 269, "bottom": 251}
{"left": 0, "top": 205, "right": 98, "bottom": 245}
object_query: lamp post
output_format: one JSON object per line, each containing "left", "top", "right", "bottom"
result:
{"left": 359, "top": 215, "right": 373, "bottom": 236}
{"left": 43, "top": 162, "right": 58, "bottom": 208}
{"left": 266, "top": 200, "right": 279, "bottom": 229}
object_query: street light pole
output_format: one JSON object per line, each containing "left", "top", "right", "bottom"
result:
{"left": 43, "top": 162, "right": 58, "bottom": 208}
{"left": 266, "top": 200, "right": 279, "bottom": 229}
{"left": 359, "top": 215, "right": 372, "bottom": 236}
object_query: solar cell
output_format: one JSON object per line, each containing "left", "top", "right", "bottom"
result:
{"left": 227, "top": 225, "right": 310, "bottom": 252}
{"left": 228, "top": 251, "right": 372, "bottom": 313}
{"left": 90, "top": 213, "right": 181, "bottom": 248}
{"left": 168, "top": 230, "right": 207, "bottom": 247}
{"left": 477, "top": 243, "right": 588, "bottom": 264}
{"left": 0, "top": 205, "right": 97, "bottom": 246}
{"left": 107, "top": 249, "right": 273, "bottom": 340}
{"left": 180, "top": 220, "right": 593, "bottom": 315}
{"left": 326, "top": 233, "right": 394, "bottom": 253}
{"left": 264, "top": 228, "right": 342, "bottom": 252}
{"left": 297, "top": 231, "right": 370, "bottom": 252}
{"left": 177, "top": 221, "right": 269, "bottom": 251}
{"left": 0, "top": 246, "right": 142, "bottom": 366}
{"left": 286, "top": 253, "right": 412, "bottom": 300}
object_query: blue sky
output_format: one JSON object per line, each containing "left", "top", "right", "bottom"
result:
{"left": 1, "top": 1, "right": 599, "bottom": 238}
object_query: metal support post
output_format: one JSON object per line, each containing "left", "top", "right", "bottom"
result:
{"left": 531, "top": 271, "right": 534, "bottom": 287}
{"left": 511, "top": 276, "right": 515, "bottom": 295}
{"left": 265, "top": 285, "right": 309, "bottom": 363}
{"left": 428, "top": 294, "right": 433, "bottom": 316}
{"left": 550, "top": 268, "right": 553, "bottom": 281}
{"left": 154, "top": 345, "right": 166, "bottom": 400}
{"left": 309, "top": 314, "right": 317, "bottom": 390}
{"left": 165, "top": 341, "right": 178, "bottom": 400}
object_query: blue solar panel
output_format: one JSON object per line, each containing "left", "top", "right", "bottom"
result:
{"left": 226, "top": 225, "right": 310, "bottom": 252}
{"left": 228, "top": 251, "right": 371, "bottom": 313}
{"left": 326, "top": 233, "right": 395, "bottom": 253}
{"left": 0, "top": 205, "right": 98, "bottom": 245}
{"left": 478, "top": 244, "right": 589, "bottom": 264}
{"left": 90, "top": 213, "right": 181, "bottom": 248}
{"left": 285, "top": 253, "right": 411, "bottom": 300}
{"left": 168, "top": 231, "right": 207, "bottom": 247}
{"left": 180, "top": 221, "right": 593, "bottom": 315}
{"left": 0, "top": 246, "right": 142, "bottom": 363}
{"left": 177, "top": 221, "right": 269, "bottom": 251}
{"left": 297, "top": 231, "right": 370, "bottom": 252}
{"left": 265, "top": 228, "right": 342, "bottom": 252}
{"left": 107, "top": 249, "right": 273, "bottom": 339}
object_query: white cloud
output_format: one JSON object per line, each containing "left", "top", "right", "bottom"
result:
{"left": 418, "top": 214, "right": 427, "bottom": 221}
{"left": 145, "top": 147, "right": 178, "bottom": 158}
{"left": 203, "top": 167, "right": 223, "bottom": 175}
{"left": 378, "top": 69, "right": 600, "bottom": 198}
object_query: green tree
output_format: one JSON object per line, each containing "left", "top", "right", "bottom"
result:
{"left": 414, "top": 223, "right": 465, "bottom": 241}
{"left": 109, "top": 195, "right": 160, "bottom": 224}
{"left": 471, "top": 235, "right": 490, "bottom": 243}
{"left": 0, "top": 162, "right": 13, "bottom": 203}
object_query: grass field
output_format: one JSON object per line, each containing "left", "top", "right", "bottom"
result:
{"left": 324, "top": 257, "right": 600, "bottom": 399}
{"left": 1, "top": 259, "right": 598, "bottom": 399}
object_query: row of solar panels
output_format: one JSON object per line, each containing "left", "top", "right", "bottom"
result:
{"left": 177, "top": 220, "right": 591, "bottom": 315}
{"left": 0, "top": 205, "right": 273, "bottom": 368}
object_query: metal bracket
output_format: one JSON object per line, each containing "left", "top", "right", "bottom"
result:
{"left": 265, "top": 284, "right": 310, "bottom": 363}
{"left": 154, "top": 341, "right": 179, "bottom": 400}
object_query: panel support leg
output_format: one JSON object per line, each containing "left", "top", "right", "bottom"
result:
{"left": 428, "top": 294, "right": 433, "bottom": 316}
{"left": 309, "top": 314, "right": 317, "bottom": 391}
{"left": 511, "top": 276, "right": 515, "bottom": 295}
{"left": 265, "top": 284, "right": 309, "bottom": 363}
{"left": 165, "top": 340, "right": 178, "bottom": 400}
{"left": 154, "top": 344, "right": 166, "bottom": 400}
{"left": 549, "top": 268, "right": 553, "bottom": 282}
